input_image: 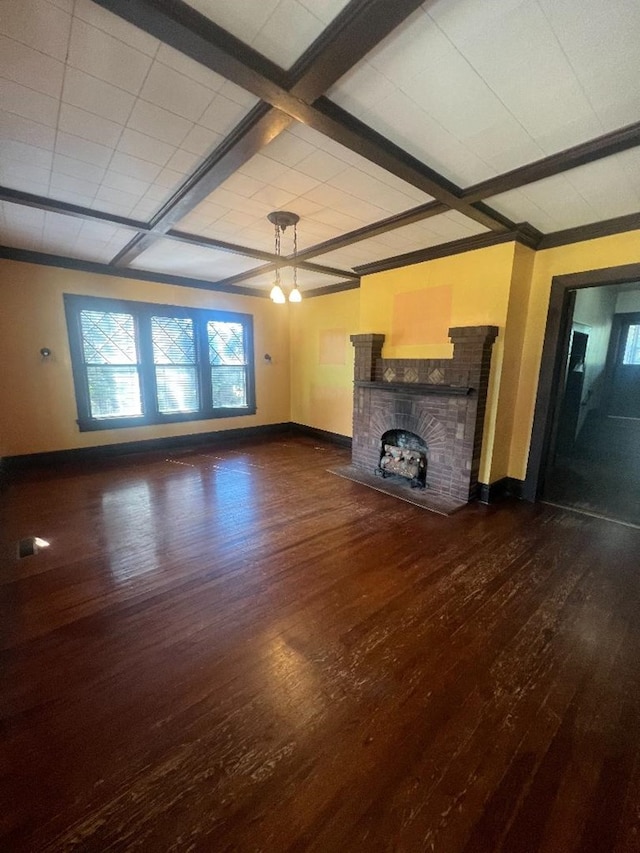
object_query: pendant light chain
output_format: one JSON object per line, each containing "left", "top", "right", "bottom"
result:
{"left": 275, "top": 220, "right": 281, "bottom": 287}
{"left": 267, "top": 211, "right": 301, "bottom": 303}
{"left": 293, "top": 221, "right": 298, "bottom": 290}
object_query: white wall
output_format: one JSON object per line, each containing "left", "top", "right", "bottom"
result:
{"left": 573, "top": 285, "right": 618, "bottom": 432}
{"left": 616, "top": 288, "right": 640, "bottom": 314}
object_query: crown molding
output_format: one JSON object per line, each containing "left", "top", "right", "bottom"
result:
{"left": 0, "top": 245, "right": 270, "bottom": 298}
{"left": 304, "top": 280, "right": 361, "bottom": 298}
{"left": 537, "top": 212, "right": 640, "bottom": 250}
{"left": 353, "top": 229, "right": 537, "bottom": 275}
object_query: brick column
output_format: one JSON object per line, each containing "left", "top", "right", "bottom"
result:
{"left": 350, "top": 334, "right": 385, "bottom": 381}
{"left": 449, "top": 326, "right": 499, "bottom": 500}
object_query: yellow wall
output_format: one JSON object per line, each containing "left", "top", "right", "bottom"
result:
{"left": 3, "top": 227, "right": 639, "bottom": 484}
{"left": 289, "top": 288, "right": 359, "bottom": 437}
{"left": 510, "top": 229, "right": 640, "bottom": 480}
{"left": 292, "top": 231, "right": 639, "bottom": 486}
{"left": 0, "top": 259, "right": 291, "bottom": 456}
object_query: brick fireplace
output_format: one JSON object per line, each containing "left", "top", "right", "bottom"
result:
{"left": 350, "top": 326, "right": 498, "bottom": 503}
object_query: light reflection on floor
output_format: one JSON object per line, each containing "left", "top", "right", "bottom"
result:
{"left": 101, "top": 480, "right": 159, "bottom": 581}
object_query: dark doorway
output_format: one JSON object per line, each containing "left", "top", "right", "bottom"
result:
{"left": 526, "top": 267, "right": 640, "bottom": 527}
{"left": 555, "top": 329, "right": 588, "bottom": 455}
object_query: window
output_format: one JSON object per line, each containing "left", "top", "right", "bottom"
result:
{"left": 623, "top": 324, "right": 640, "bottom": 365}
{"left": 65, "top": 295, "right": 255, "bottom": 430}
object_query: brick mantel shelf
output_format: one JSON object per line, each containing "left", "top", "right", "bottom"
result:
{"left": 354, "top": 381, "right": 472, "bottom": 396}
{"left": 350, "top": 326, "right": 498, "bottom": 503}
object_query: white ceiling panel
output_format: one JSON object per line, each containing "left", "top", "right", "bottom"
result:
{"left": 129, "top": 239, "right": 264, "bottom": 282}
{"left": 0, "top": 0, "right": 259, "bottom": 221}
{"left": 0, "top": 0, "right": 72, "bottom": 61}
{"left": 183, "top": 0, "right": 352, "bottom": 69}
{"left": 329, "top": 0, "right": 640, "bottom": 187}
{"left": 487, "top": 148, "right": 640, "bottom": 232}
{"left": 176, "top": 121, "right": 435, "bottom": 252}
{"left": 0, "top": 201, "right": 134, "bottom": 262}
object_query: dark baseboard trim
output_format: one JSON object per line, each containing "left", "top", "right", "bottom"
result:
{"left": 478, "top": 477, "right": 524, "bottom": 504}
{"left": 2, "top": 423, "right": 292, "bottom": 472}
{"left": 289, "top": 422, "right": 352, "bottom": 448}
{"left": 2, "top": 422, "right": 352, "bottom": 474}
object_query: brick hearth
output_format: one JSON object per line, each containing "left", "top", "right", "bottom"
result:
{"left": 350, "top": 326, "right": 498, "bottom": 503}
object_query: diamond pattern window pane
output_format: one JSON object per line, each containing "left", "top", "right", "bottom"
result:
{"left": 208, "top": 321, "right": 245, "bottom": 366}
{"left": 211, "top": 366, "right": 247, "bottom": 408}
{"left": 155, "top": 366, "right": 200, "bottom": 414}
{"left": 151, "top": 317, "right": 196, "bottom": 365}
{"left": 86, "top": 366, "right": 142, "bottom": 418}
{"left": 623, "top": 325, "right": 640, "bottom": 365}
{"left": 151, "top": 316, "right": 199, "bottom": 414}
{"left": 80, "top": 311, "right": 138, "bottom": 365}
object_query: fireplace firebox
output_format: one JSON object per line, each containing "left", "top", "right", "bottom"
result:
{"left": 376, "top": 429, "right": 427, "bottom": 489}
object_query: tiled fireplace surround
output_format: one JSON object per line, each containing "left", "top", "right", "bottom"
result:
{"left": 350, "top": 326, "right": 498, "bottom": 503}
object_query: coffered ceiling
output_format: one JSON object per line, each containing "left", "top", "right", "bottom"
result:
{"left": 1, "top": 0, "right": 639, "bottom": 297}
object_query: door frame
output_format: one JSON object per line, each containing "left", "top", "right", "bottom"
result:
{"left": 523, "top": 262, "right": 640, "bottom": 501}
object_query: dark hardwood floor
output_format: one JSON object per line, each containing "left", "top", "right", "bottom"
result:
{"left": 544, "top": 415, "right": 640, "bottom": 527}
{"left": 1, "top": 435, "right": 640, "bottom": 852}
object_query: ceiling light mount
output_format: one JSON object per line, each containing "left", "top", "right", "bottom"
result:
{"left": 267, "top": 211, "right": 300, "bottom": 231}
{"left": 268, "top": 211, "right": 302, "bottom": 303}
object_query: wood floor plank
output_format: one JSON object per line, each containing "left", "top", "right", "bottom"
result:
{"left": 1, "top": 436, "right": 640, "bottom": 852}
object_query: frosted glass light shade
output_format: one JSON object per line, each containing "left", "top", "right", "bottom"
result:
{"left": 270, "top": 283, "right": 285, "bottom": 303}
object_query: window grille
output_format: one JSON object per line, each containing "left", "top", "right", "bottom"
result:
{"left": 80, "top": 310, "right": 142, "bottom": 419}
{"left": 65, "top": 295, "right": 255, "bottom": 431}
{"left": 151, "top": 316, "right": 199, "bottom": 414}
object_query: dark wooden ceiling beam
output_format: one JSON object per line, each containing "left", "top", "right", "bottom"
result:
{"left": 295, "top": 260, "right": 359, "bottom": 279}
{"left": 302, "top": 99, "right": 512, "bottom": 231}
{"left": 287, "top": 0, "right": 426, "bottom": 102}
{"left": 111, "top": 104, "right": 293, "bottom": 266}
{"left": 202, "top": 257, "right": 359, "bottom": 292}
{"left": 92, "top": 0, "right": 290, "bottom": 95}
{"left": 157, "top": 230, "right": 359, "bottom": 279}
{"left": 166, "top": 229, "right": 280, "bottom": 263}
{"left": 201, "top": 263, "right": 277, "bottom": 291}
{"left": 462, "top": 119, "right": 640, "bottom": 203}
{"left": 292, "top": 201, "right": 449, "bottom": 262}
{"left": 100, "top": 0, "right": 433, "bottom": 270}
{"left": 0, "top": 186, "right": 148, "bottom": 231}
{"left": 95, "top": 0, "right": 512, "bottom": 245}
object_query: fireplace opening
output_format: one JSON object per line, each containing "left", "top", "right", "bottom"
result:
{"left": 375, "top": 429, "right": 427, "bottom": 489}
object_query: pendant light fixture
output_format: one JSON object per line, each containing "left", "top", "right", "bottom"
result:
{"left": 267, "top": 211, "right": 302, "bottom": 303}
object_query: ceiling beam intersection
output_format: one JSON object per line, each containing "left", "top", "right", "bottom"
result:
{"left": 9, "top": 1, "right": 639, "bottom": 288}
{"left": 92, "top": 0, "right": 512, "bottom": 274}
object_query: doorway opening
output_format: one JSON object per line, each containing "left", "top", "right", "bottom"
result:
{"left": 525, "top": 264, "right": 640, "bottom": 527}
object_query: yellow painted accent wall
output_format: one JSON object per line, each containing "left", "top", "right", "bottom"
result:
{"left": 289, "top": 288, "right": 359, "bottom": 437}
{"left": 509, "top": 229, "right": 640, "bottom": 480}
{"left": 0, "top": 259, "right": 291, "bottom": 456}
{"left": 359, "top": 243, "right": 518, "bottom": 484}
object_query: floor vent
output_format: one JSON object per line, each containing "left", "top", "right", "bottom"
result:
{"left": 17, "top": 537, "right": 50, "bottom": 558}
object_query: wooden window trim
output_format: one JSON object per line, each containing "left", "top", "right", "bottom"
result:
{"left": 64, "top": 294, "right": 256, "bottom": 432}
